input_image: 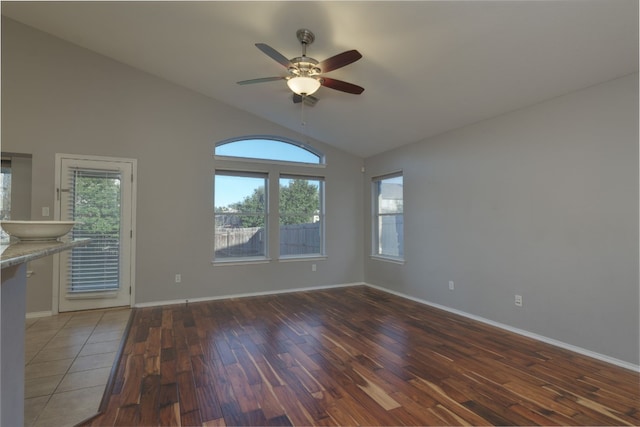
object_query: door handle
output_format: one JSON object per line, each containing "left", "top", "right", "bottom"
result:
{"left": 56, "top": 188, "right": 70, "bottom": 201}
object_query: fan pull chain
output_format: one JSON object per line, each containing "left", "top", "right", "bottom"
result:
{"left": 299, "top": 95, "right": 312, "bottom": 147}
{"left": 300, "top": 95, "right": 306, "bottom": 137}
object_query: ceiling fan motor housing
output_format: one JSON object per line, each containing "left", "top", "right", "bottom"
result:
{"left": 290, "top": 29, "right": 321, "bottom": 76}
{"left": 289, "top": 57, "right": 321, "bottom": 77}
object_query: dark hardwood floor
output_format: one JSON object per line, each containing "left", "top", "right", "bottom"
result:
{"left": 80, "top": 286, "right": 639, "bottom": 426}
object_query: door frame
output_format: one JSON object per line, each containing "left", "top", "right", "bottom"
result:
{"left": 52, "top": 153, "right": 137, "bottom": 314}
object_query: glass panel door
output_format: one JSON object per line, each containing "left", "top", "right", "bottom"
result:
{"left": 58, "top": 157, "right": 133, "bottom": 312}
{"left": 68, "top": 169, "right": 121, "bottom": 293}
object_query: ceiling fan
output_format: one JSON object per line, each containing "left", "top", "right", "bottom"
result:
{"left": 237, "top": 29, "right": 364, "bottom": 104}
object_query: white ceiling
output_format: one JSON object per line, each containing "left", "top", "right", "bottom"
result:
{"left": 2, "top": 1, "right": 638, "bottom": 158}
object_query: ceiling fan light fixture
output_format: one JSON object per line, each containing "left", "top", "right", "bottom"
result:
{"left": 287, "top": 76, "right": 321, "bottom": 96}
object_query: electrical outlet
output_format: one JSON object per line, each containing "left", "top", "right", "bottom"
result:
{"left": 515, "top": 294, "right": 523, "bottom": 307}
{"left": 175, "top": 274, "right": 182, "bottom": 284}
{"left": 42, "top": 207, "right": 50, "bottom": 217}
{"left": 311, "top": 264, "right": 317, "bottom": 272}
{"left": 449, "top": 281, "right": 454, "bottom": 290}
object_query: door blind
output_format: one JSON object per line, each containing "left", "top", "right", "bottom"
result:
{"left": 66, "top": 168, "right": 122, "bottom": 293}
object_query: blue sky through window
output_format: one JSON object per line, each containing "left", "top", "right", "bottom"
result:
{"left": 214, "top": 138, "right": 323, "bottom": 208}
{"left": 215, "top": 139, "right": 320, "bottom": 164}
{"left": 214, "top": 176, "right": 322, "bottom": 209}
{"left": 215, "top": 175, "right": 264, "bottom": 209}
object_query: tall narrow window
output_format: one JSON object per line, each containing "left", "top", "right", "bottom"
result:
{"left": 373, "top": 173, "right": 404, "bottom": 260}
{"left": 214, "top": 171, "right": 268, "bottom": 260}
{"left": 279, "top": 176, "right": 324, "bottom": 257}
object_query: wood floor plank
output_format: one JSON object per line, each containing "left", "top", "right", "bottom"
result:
{"left": 113, "top": 404, "right": 140, "bottom": 427}
{"left": 158, "top": 402, "right": 181, "bottom": 427}
{"left": 224, "top": 362, "right": 261, "bottom": 413}
{"left": 139, "top": 374, "right": 161, "bottom": 426}
{"left": 176, "top": 370, "right": 199, "bottom": 415}
{"left": 325, "top": 397, "right": 375, "bottom": 425}
{"left": 324, "top": 402, "right": 360, "bottom": 426}
{"left": 190, "top": 354, "right": 212, "bottom": 388}
{"left": 81, "top": 286, "right": 640, "bottom": 426}
{"left": 389, "top": 390, "right": 454, "bottom": 425}
{"left": 158, "top": 382, "right": 179, "bottom": 409}
{"left": 119, "top": 354, "right": 144, "bottom": 406}
{"left": 233, "top": 345, "right": 263, "bottom": 386}
{"left": 249, "top": 382, "right": 286, "bottom": 420}
{"left": 181, "top": 409, "right": 202, "bottom": 427}
{"left": 202, "top": 418, "right": 226, "bottom": 427}
{"left": 270, "top": 384, "right": 316, "bottom": 425}
{"left": 196, "top": 383, "right": 224, "bottom": 422}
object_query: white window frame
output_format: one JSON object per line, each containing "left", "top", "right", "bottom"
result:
{"left": 213, "top": 137, "right": 327, "bottom": 264}
{"left": 372, "top": 171, "right": 404, "bottom": 263}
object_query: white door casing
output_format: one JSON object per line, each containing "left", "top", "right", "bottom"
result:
{"left": 54, "top": 154, "right": 136, "bottom": 312}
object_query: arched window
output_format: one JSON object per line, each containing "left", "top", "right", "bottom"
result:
{"left": 213, "top": 136, "right": 326, "bottom": 263}
{"left": 215, "top": 136, "right": 324, "bottom": 164}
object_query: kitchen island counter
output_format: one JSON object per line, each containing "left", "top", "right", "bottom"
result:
{"left": 1, "top": 238, "right": 90, "bottom": 427}
{"left": 1, "top": 238, "right": 90, "bottom": 269}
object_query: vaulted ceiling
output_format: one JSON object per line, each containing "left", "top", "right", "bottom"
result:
{"left": 2, "top": 1, "right": 638, "bottom": 157}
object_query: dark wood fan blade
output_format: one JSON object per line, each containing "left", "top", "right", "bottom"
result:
{"left": 321, "top": 77, "right": 365, "bottom": 94}
{"left": 237, "top": 76, "right": 285, "bottom": 85}
{"left": 318, "top": 50, "right": 362, "bottom": 73}
{"left": 255, "top": 43, "right": 293, "bottom": 68}
{"left": 292, "top": 93, "right": 319, "bottom": 106}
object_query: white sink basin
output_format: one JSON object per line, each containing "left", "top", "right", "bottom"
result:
{"left": 1, "top": 221, "right": 76, "bottom": 242}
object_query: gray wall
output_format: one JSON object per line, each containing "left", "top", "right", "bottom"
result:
{"left": 8, "top": 156, "right": 32, "bottom": 221}
{"left": 1, "top": 18, "right": 364, "bottom": 312}
{"left": 364, "top": 73, "right": 639, "bottom": 365}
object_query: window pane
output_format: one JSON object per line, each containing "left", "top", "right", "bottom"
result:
{"left": 214, "top": 173, "right": 267, "bottom": 259}
{"left": 215, "top": 174, "right": 267, "bottom": 214}
{"left": 373, "top": 174, "right": 404, "bottom": 259}
{"left": 68, "top": 169, "right": 121, "bottom": 292}
{"left": 377, "top": 176, "right": 403, "bottom": 214}
{"left": 377, "top": 214, "right": 404, "bottom": 257}
{"left": 216, "top": 139, "right": 321, "bottom": 164}
{"left": 279, "top": 177, "right": 323, "bottom": 256}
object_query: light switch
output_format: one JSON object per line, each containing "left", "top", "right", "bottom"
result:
{"left": 42, "top": 207, "right": 50, "bottom": 217}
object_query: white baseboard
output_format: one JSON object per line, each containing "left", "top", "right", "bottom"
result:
{"left": 26, "top": 310, "right": 53, "bottom": 319}
{"left": 134, "top": 282, "right": 364, "bottom": 308}
{"left": 364, "top": 283, "right": 640, "bottom": 373}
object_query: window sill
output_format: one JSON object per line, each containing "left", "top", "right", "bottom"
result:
{"left": 279, "top": 255, "right": 327, "bottom": 263}
{"left": 212, "top": 258, "right": 271, "bottom": 266}
{"left": 370, "top": 255, "right": 405, "bottom": 265}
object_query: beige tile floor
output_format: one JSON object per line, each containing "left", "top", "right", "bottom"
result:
{"left": 24, "top": 308, "right": 131, "bottom": 427}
